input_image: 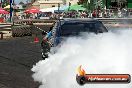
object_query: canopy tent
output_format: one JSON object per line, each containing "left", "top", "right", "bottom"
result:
{"left": 40, "top": 7, "right": 57, "bottom": 13}
{"left": 40, "top": 5, "right": 68, "bottom": 13}
{"left": 65, "top": 4, "right": 86, "bottom": 11}
{"left": 54, "top": 5, "right": 69, "bottom": 12}
{"left": 0, "top": 8, "right": 9, "bottom": 14}
{"left": 24, "top": 7, "right": 41, "bottom": 14}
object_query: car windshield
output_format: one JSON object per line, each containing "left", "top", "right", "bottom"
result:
{"left": 60, "top": 22, "right": 97, "bottom": 36}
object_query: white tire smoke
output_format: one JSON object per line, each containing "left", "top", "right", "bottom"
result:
{"left": 32, "top": 29, "right": 132, "bottom": 88}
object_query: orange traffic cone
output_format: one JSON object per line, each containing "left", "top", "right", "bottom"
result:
{"left": 34, "top": 36, "right": 39, "bottom": 43}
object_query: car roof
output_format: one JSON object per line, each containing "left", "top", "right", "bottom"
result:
{"left": 60, "top": 18, "right": 99, "bottom": 22}
{"left": 58, "top": 18, "right": 100, "bottom": 25}
{"left": 60, "top": 18, "right": 99, "bottom": 23}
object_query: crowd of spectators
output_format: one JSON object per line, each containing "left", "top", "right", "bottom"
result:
{"left": 15, "top": 9, "right": 129, "bottom": 20}
{"left": 1, "top": 8, "right": 130, "bottom": 23}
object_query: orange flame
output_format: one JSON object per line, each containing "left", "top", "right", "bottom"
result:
{"left": 77, "top": 65, "right": 86, "bottom": 76}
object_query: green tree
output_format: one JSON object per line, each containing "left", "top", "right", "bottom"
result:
{"left": 80, "top": 0, "right": 95, "bottom": 12}
{"left": 89, "top": 0, "right": 95, "bottom": 11}
{"left": 2, "top": 0, "right": 10, "bottom": 8}
{"left": 82, "top": 0, "right": 90, "bottom": 11}
{"left": 82, "top": 0, "right": 108, "bottom": 11}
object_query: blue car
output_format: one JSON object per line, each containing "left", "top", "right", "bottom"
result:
{"left": 41, "top": 18, "right": 108, "bottom": 59}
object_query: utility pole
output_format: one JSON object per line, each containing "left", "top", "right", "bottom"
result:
{"left": 87, "top": 0, "right": 89, "bottom": 14}
{"left": 10, "top": 0, "right": 13, "bottom": 22}
{"left": 95, "top": 0, "right": 98, "bottom": 18}
{"left": 10, "top": 0, "right": 15, "bottom": 23}
{"left": 12, "top": 0, "right": 15, "bottom": 25}
{"left": 58, "top": 3, "right": 60, "bottom": 13}
{"left": 58, "top": 3, "right": 60, "bottom": 20}
{"left": 68, "top": 2, "right": 71, "bottom": 11}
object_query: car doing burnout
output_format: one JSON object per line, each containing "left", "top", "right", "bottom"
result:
{"left": 41, "top": 18, "right": 108, "bottom": 59}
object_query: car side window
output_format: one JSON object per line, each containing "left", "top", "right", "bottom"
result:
{"left": 60, "top": 23, "right": 85, "bottom": 36}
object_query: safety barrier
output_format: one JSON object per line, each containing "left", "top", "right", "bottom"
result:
{"left": 11, "top": 18, "right": 132, "bottom": 37}
{"left": 12, "top": 25, "right": 32, "bottom": 37}
{"left": 14, "top": 18, "right": 132, "bottom": 24}
{"left": 14, "top": 19, "right": 56, "bottom": 25}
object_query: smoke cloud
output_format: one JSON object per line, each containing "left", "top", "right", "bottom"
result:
{"left": 32, "top": 29, "right": 132, "bottom": 88}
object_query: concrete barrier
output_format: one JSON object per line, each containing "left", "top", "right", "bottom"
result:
{"left": 13, "top": 18, "right": 132, "bottom": 26}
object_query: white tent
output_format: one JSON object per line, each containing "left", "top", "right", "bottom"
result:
{"left": 40, "top": 7, "right": 58, "bottom": 13}
{"left": 40, "top": 5, "right": 68, "bottom": 13}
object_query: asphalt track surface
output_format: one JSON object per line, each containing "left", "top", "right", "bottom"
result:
{"left": 0, "top": 36, "right": 43, "bottom": 88}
